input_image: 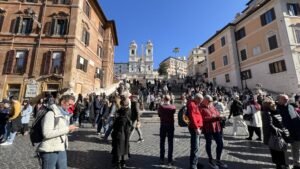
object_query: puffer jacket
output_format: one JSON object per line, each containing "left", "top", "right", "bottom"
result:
{"left": 38, "top": 104, "right": 69, "bottom": 152}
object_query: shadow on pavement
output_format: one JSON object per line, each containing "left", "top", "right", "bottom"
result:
{"left": 68, "top": 129, "right": 111, "bottom": 145}
{"left": 67, "top": 150, "right": 112, "bottom": 169}
{"left": 175, "top": 156, "right": 274, "bottom": 169}
{"left": 152, "top": 134, "right": 190, "bottom": 139}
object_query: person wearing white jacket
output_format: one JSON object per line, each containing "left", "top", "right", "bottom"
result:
{"left": 20, "top": 100, "right": 33, "bottom": 135}
{"left": 244, "top": 98, "right": 263, "bottom": 141}
{"left": 38, "top": 95, "right": 78, "bottom": 169}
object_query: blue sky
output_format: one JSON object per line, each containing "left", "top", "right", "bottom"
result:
{"left": 99, "top": 0, "right": 249, "bottom": 69}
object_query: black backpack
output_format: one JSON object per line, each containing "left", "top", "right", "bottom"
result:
{"left": 29, "top": 107, "right": 51, "bottom": 146}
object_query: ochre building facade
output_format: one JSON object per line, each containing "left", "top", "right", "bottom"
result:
{"left": 202, "top": 0, "right": 300, "bottom": 94}
{"left": 0, "top": 0, "right": 118, "bottom": 100}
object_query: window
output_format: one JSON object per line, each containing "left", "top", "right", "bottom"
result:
{"left": 221, "top": 36, "right": 226, "bottom": 46}
{"left": 51, "top": 52, "right": 63, "bottom": 74}
{"left": 7, "top": 84, "right": 21, "bottom": 100}
{"left": 261, "top": 8, "right": 276, "bottom": 26}
{"left": 95, "top": 68, "right": 102, "bottom": 79}
{"left": 211, "top": 61, "right": 215, "bottom": 71}
{"left": 83, "top": 1, "right": 91, "bottom": 18}
{"left": 98, "top": 23, "right": 104, "bottom": 36}
{"left": 225, "top": 74, "right": 230, "bottom": 83}
{"left": 148, "top": 49, "right": 151, "bottom": 55}
{"left": 76, "top": 55, "right": 88, "bottom": 72}
{"left": 26, "top": 0, "right": 36, "bottom": 3}
{"left": 81, "top": 28, "right": 90, "bottom": 46}
{"left": 287, "top": 3, "right": 300, "bottom": 16}
{"left": 14, "top": 51, "right": 27, "bottom": 74}
{"left": 223, "top": 55, "right": 228, "bottom": 66}
{"left": 208, "top": 44, "right": 215, "bottom": 54}
{"left": 97, "top": 45, "right": 103, "bottom": 58}
{"left": 41, "top": 51, "right": 65, "bottom": 75}
{"left": 240, "top": 49, "right": 247, "bottom": 61}
{"left": 0, "top": 15, "right": 4, "bottom": 32}
{"left": 54, "top": 0, "right": 70, "bottom": 4}
{"left": 269, "top": 60, "right": 286, "bottom": 74}
{"left": 3, "top": 50, "right": 28, "bottom": 74}
{"left": 131, "top": 49, "right": 135, "bottom": 55}
{"left": 52, "top": 19, "right": 68, "bottom": 35}
{"left": 241, "top": 70, "right": 252, "bottom": 80}
{"left": 235, "top": 27, "right": 246, "bottom": 41}
{"left": 19, "top": 18, "right": 33, "bottom": 34}
{"left": 295, "top": 29, "right": 300, "bottom": 43}
{"left": 212, "top": 78, "right": 216, "bottom": 85}
{"left": 268, "top": 35, "right": 278, "bottom": 50}
{"left": 253, "top": 46, "right": 261, "bottom": 56}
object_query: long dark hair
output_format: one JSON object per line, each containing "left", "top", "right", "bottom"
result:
{"left": 77, "top": 94, "right": 83, "bottom": 103}
{"left": 22, "top": 100, "right": 30, "bottom": 109}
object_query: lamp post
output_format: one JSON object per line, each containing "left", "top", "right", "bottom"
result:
{"left": 173, "top": 47, "right": 179, "bottom": 78}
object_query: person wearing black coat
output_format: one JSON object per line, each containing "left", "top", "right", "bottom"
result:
{"left": 94, "top": 95, "right": 103, "bottom": 132}
{"left": 262, "top": 98, "right": 290, "bottom": 169}
{"left": 111, "top": 98, "right": 132, "bottom": 169}
{"left": 228, "top": 95, "right": 248, "bottom": 136}
{"left": 277, "top": 94, "right": 300, "bottom": 169}
{"left": 129, "top": 96, "right": 143, "bottom": 142}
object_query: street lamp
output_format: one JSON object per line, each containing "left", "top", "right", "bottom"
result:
{"left": 173, "top": 47, "right": 179, "bottom": 77}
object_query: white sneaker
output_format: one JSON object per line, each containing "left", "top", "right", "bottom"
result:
{"left": 0, "top": 142, "right": 12, "bottom": 146}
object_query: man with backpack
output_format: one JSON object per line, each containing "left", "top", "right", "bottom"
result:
{"left": 37, "top": 94, "right": 78, "bottom": 169}
{"left": 187, "top": 93, "right": 204, "bottom": 169}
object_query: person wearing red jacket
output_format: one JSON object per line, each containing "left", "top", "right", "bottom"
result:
{"left": 187, "top": 93, "right": 204, "bottom": 169}
{"left": 200, "top": 95, "right": 227, "bottom": 169}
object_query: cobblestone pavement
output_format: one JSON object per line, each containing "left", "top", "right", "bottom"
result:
{"left": 0, "top": 115, "right": 288, "bottom": 169}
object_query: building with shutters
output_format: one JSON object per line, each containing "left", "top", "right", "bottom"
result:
{"left": 202, "top": 0, "right": 300, "bottom": 94}
{"left": 159, "top": 56, "right": 187, "bottom": 79}
{"left": 187, "top": 46, "right": 206, "bottom": 76}
{"left": 0, "top": 0, "right": 118, "bottom": 100}
{"left": 114, "top": 62, "right": 129, "bottom": 80}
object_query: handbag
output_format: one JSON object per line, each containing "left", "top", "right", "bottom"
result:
{"left": 243, "top": 114, "right": 253, "bottom": 121}
{"left": 268, "top": 132, "right": 288, "bottom": 151}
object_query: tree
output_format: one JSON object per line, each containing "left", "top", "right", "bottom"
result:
{"left": 158, "top": 62, "right": 168, "bottom": 76}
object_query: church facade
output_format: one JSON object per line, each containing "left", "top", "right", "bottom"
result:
{"left": 129, "top": 40, "right": 154, "bottom": 75}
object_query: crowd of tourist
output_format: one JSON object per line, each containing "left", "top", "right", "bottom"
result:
{"left": 0, "top": 77, "right": 299, "bottom": 169}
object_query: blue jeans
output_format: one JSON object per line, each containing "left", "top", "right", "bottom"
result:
{"left": 160, "top": 124, "right": 174, "bottom": 162}
{"left": 96, "top": 114, "right": 103, "bottom": 133}
{"left": 189, "top": 127, "right": 200, "bottom": 169}
{"left": 104, "top": 117, "right": 114, "bottom": 139}
{"left": 40, "top": 151, "right": 67, "bottom": 169}
{"left": 204, "top": 132, "right": 223, "bottom": 160}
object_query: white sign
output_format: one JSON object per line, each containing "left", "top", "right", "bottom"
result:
{"left": 25, "top": 84, "right": 38, "bottom": 98}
